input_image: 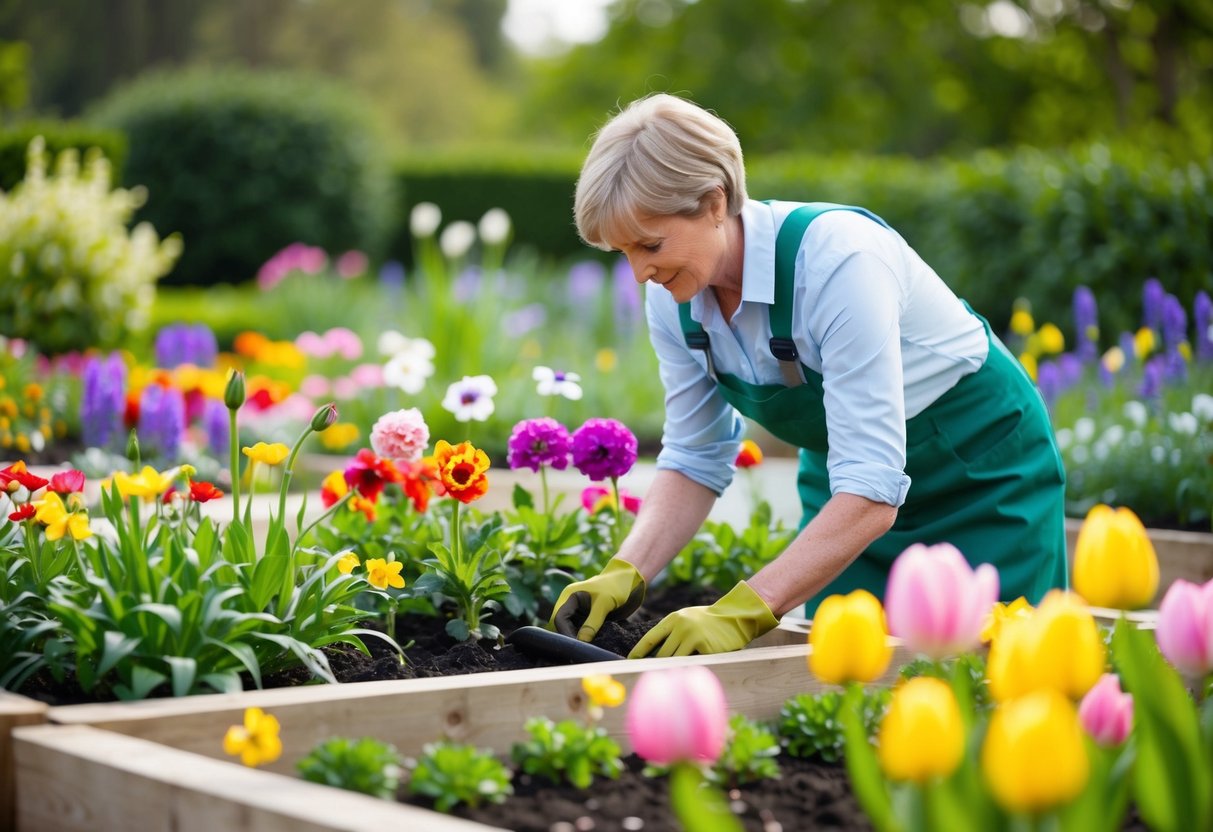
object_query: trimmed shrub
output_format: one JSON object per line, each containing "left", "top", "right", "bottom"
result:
{"left": 0, "top": 120, "right": 127, "bottom": 191}
{"left": 90, "top": 67, "right": 396, "bottom": 286}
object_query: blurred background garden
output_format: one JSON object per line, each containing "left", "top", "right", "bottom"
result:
{"left": 0, "top": 0, "right": 1210, "bottom": 529}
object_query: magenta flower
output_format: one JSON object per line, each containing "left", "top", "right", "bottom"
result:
{"left": 506, "top": 418, "right": 572, "bottom": 472}
{"left": 1078, "top": 673, "right": 1133, "bottom": 747}
{"left": 1155, "top": 578, "right": 1213, "bottom": 677}
{"left": 369, "top": 408, "right": 430, "bottom": 465}
{"left": 571, "top": 418, "right": 637, "bottom": 481}
{"left": 581, "top": 485, "right": 642, "bottom": 515}
{"left": 884, "top": 542, "right": 999, "bottom": 659}
{"left": 48, "top": 469, "right": 86, "bottom": 494}
{"left": 626, "top": 666, "right": 728, "bottom": 765}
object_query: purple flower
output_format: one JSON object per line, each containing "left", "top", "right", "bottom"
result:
{"left": 1161, "top": 294, "right": 1187, "bottom": 353}
{"left": 1163, "top": 349, "right": 1187, "bottom": 384}
{"left": 507, "top": 417, "right": 573, "bottom": 472}
{"left": 154, "top": 323, "right": 218, "bottom": 368}
{"left": 1036, "top": 360, "right": 1062, "bottom": 408}
{"left": 1139, "top": 355, "right": 1165, "bottom": 399}
{"left": 1142, "top": 278, "right": 1165, "bottom": 332}
{"left": 203, "top": 398, "right": 230, "bottom": 457}
{"left": 567, "top": 260, "right": 606, "bottom": 306}
{"left": 1072, "top": 286, "right": 1099, "bottom": 363}
{"left": 614, "top": 256, "right": 643, "bottom": 332}
{"left": 1196, "top": 290, "right": 1213, "bottom": 361}
{"left": 502, "top": 303, "right": 547, "bottom": 338}
{"left": 80, "top": 352, "right": 126, "bottom": 449}
{"left": 1057, "top": 353, "right": 1083, "bottom": 388}
{"left": 379, "top": 259, "right": 406, "bottom": 290}
{"left": 572, "top": 418, "right": 638, "bottom": 481}
{"left": 138, "top": 385, "right": 185, "bottom": 460}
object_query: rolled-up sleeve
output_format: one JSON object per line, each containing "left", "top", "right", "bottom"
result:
{"left": 646, "top": 295, "right": 745, "bottom": 495}
{"left": 809, "top": 251, "right": 913, "bottom": 506}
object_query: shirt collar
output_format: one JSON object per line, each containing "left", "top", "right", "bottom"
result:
{"left": 740, "top": 199, "right": 776, "bottom": 306}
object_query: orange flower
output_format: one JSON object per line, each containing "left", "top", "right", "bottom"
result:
{"left": 735, "top": 439, "right": 763, "bottom": 468}
{"left": 432, "top": 439, "right": 490, "bottom": 504}
{"left": 401, "top": 457, "right": 441, "bottom": 513}
{"left": 320, "top": 470, "right": 348, "bottom": 507}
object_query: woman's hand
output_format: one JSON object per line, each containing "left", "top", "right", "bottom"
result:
{"left": 628, "top": 581, "right": 778, "bottom": 658}
{"left": 549, "top": 558, "right": 647, "bottom": 642}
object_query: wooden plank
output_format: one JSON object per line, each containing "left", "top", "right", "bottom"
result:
{"left": 1, "top": 691, "right": 47, "bottom": 831}
{"left": 13, "top": 724, "right": 504, "bottom": 832}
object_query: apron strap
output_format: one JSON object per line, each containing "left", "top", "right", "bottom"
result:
{"left": 678, "top": 302, "right": 717, "bottom": 381}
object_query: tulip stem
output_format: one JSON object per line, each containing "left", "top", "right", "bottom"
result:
{"left": 229, "top": 409, "right": 240, "bottom": 526}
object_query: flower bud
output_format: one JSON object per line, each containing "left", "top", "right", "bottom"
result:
{"left": 311, "top": 403, "right": 338, "bottom": 432}
{"left": 626, "top": 666, "right": 727, "bottom": 765}
{"left": 982, "top": 689, "right": 1089, "bottom": 814}
{"left": 126, "top": 429, "right": 141, "bottom": 464}
{"left": 1155, "top": 578, "right": 1213, "bottom": 677}
{"left": 1078, "top": 673, "right": 1133, "bottom": 747}
{"left": 877, "top": 677, "right": 964, "bottom": 783}
{"left": 224, "top": 369, "right": 246, "bottom": 411}
{"left": 808, "top": 589, "right": 893, "bottom": 685}
{"left": 885, "top": 542, "right": 999, "bottom": 659}
{"left": 1072, "top": 504, "right": 1159, "bottom": 610}
{"left": 986, "top": 591, "right": 1105, "bottom": 702}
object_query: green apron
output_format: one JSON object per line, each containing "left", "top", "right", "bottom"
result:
{"left": 678, "top": 203, "right": 1068, "bottom": 617}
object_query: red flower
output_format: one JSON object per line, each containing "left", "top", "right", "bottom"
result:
{"left": 343, "top": 449, "right": 403, "bottom": 502}
{"left": 162, "top": 485, "right": 178, "bottom": 504}
{"left": 1, "top": 461, "right": 49, "bottom": 494}
{"left": 48, "top": 469, "right": 86, "bottom": 494}
{"left": 401, "top": 458, "right": 441, "bottom": 513}
{"left": 188, "top": 480, "right": 224, "bottom": 503}
{"left": 432, "top": 440, "right": 490, "bottom": 505}
{"left": 734, "top": 439, "right": 763, "bottom": 469}
{"left": 349, "top": 494, "right": 377, "bottom": 521}
{"left": 8, "top": 503, "right": 35, "bottom": 521}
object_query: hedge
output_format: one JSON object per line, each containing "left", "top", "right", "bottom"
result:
{"left": 0, "top": 120, "right": 127, "bottom": 190}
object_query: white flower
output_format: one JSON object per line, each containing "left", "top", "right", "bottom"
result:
{"left": 1150, "top": 445, "right": 1166, "bottom": 464}
{"left": 442, "top": 375, "right": 498, "bottom": 422}
{"left": 439, "top": 221, "right": 476, "bottom": 260}
{"left": 1192, "top": 393, "right": 1213, "bottom": 422}
{"left": 1054, "top": 427, "right": 1072, "bottom": 451}
{"left": 532, "top": 365, "right": 583, "bottom": 401}
{"left": 478, "top": 208, "right": 512, "bottom": 245}
{"left": 410, "top": 202, "right": 442, "bottom": 238}
{"left": 1073, "top": 417, "right": 1096, "bottom": 444}
{"left": 1168, "top": 412, "right": 1198, "bottom": 436}
{"left": 1122, "top": 400, "right": 1148, "bottom": 428}
{"left": 378, "top": 329, "right": 410, "bottom": 357}
{"left": 1070, "top": 445, "right": 1090, "bottom": 465}
{"left": 382, "top": 340, "right": 436, "bottom": 395}
{"left": 1100, "top": 424, "right": 1124, "bottom": 447}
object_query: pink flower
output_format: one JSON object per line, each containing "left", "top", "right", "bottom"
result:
{"left": 370, "top": 408, "right": 430, "bottom": 465}
{"left": 1155, "top": 578, "right": 1213, "bottom": 677}
{"left": 48, "top": 469, "right": 86, "bottom": 494}
{"left": 349, "top": 363, "right": 384, "bottom": 388}
{"left": 580, "top": 485, "right": 642, "bottom": 515}
{"left": 625, "top": 666, "right": 728, "bottom": 765}
{"left": 336, "top": 250, "right": 368, "bottom": 279}
{"left": 884, "top": 542, "right": 999, "bottom": 659}
{"left": 332, "top": 377, "right": 358, "bottom": 400}
{"left": 299, "top": 374, "right": 331, "bottom": 398}
{"left": 1078, "top": 673, "right": 1133, "bottom": 747}
{"left": 295, "top": 331, "right": 332, "bottom": 358}
{"left": 323, "top": 327, "right": 363, "bottom": 361}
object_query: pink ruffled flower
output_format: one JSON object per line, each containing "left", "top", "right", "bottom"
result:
{"left": 884, "top": 542, "right": 999, "bottom": 659}
{"left": 1078, "top": 673, "right": 1133, "bottom": 747}
{"left": 370, "top": 408, "right": 430, "bottom": 465}
{"left": 581, "top": 485, "right": 642, "bottom": 515}
{"left": 626, "top": 666, "right": 728, "bottom": 765}
{"left": 1155, "top": 578, "right": 1213, "bottom": 677}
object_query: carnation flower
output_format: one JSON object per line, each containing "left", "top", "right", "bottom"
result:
{"left": 507, "top": 418, "right": 573, "bottom": 472}
{"left": 370, "top": 408, "right": 430, "bottom": 464}
{"left": 533, "top": 366, "right": 583, "bottom": 401}
{"left": 442, "top": 375, "right": 498, "bottom": 423}
{"left": 572, "top": 418, "right": 638, "bottom": 481}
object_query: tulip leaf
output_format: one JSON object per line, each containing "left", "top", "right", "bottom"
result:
{"left": 165, "top": 655, "right": 197, "bottom": 697}
{"left": 1058, "top": 741, "right": 1131, "bottom": 832}
{"left": 841, "top": 684, "right": 899, "bottom": 832}
{"left": 512, "top": 483, "right": 534, "bottom": 510}
{"left": 670, "top": 762, "right": 743, "bottom": 832}
{"left": 97, "top": 630, "right": 142, "bottom": 677}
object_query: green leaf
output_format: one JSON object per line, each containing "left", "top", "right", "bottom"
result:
{"left": 130, "top": 602, "right": 184, "bottom": 637}
{"left": 96, "top": 630, "right": 142, "bottom": 677}
{"left": 841, "top": 684, "right": 899, "bottom": 832}
{"left": 670, "top": 762, "right": 743, "bottom": 832}
{"left": 117, "top": 665, "right": 167, "bottom": 700}
{"left": 512, "top": 484, "right": 534, "bottom": 510}
{"left": 250, "top": 553, "right": 290, "bottom": 610}
{"left": 204, "top": 635, "right": 263, "bottom": 689}
{"left": 165, "top": 655, "right": 197, "bottom": 697}
{"left": 445, "top": 618, "right": 471, "bottom": 641}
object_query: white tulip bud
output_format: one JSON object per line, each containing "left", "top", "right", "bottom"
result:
{"left": 439, "top": 221, "right": 476, "bottom": 259}
{"left": 410, "top": 202, "right": 442, "bottom": 238}
{"left": 478, "top": 208, "right": 512, "bottom": 245}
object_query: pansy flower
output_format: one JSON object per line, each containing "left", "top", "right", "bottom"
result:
{"left": 432, "top": 439, "right": 490, "bottom": 504}
{"left": 441, "top": 375, "right": 498, "bottom": 423}
{"left": 343, "top": 449, "right": 403, "bottom": 502}
{"left": 32, "top": 491, "right": 92, "bottom": 541}
{"left": 533, "top": 366, "right": 583, "bottom": 401}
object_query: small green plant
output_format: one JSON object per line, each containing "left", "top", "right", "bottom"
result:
{"left": 406, "top": 741, "right": 513, "bottom": 812}
{"left": 413, "top": 507, "right": 511, "bottom": 641}
{"left": 297, "top": 737, "right": 403, "bottom": 800}
{"left": 900, "top": 653, "right": 993, "bottom": 712}
{"left": 778, "top": 687, "right": 891, "bottom": 762}
{"left": 510, "top": 716, "right": 625, "bottom": 789}
{"left": 666, "top": 501, "right": 796, "bottom": 593}
{"left": 711, "top": 714, "right": 782, "bottom": 786}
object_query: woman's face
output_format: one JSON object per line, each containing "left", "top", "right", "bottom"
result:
{"left": 607, "top": 198, "right": 730, "bottom": 304}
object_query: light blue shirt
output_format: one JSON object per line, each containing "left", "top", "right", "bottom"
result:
{"left": 648, "top": 199, "right": 988, "bottom": 505}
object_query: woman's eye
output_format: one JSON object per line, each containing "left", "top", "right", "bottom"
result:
{"left": 643, "top": 242, "right": 661, "bottom": 253}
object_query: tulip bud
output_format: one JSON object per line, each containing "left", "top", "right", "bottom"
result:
{"left": 877, "top": 677, "right": 964, "bottom": 784}
{"left": 310, "top": 403, "right": 338, "bottom": 432}
{"left": 625, "top": 666, "right": 728, "bottom": 765}
{"left": 808, "top": 589, "right": 894, "bottom": 686}
{"left": 885, "top": 542, "right": 999, "bottom": 659}
{"left": 1072, "top": 504, "right": 1159, "bottom": 610}
{"left": 126, "top": 429, "right": 141, "bottom": 464}
{"left": 1155, "top": 578, "right": 1213, "bottom": 677}
{"left": 224, "top": 369, "right": 246, "bottom": 411}
{"left": 1078, "top": 673, "right": 1133, "bottom": 747}
{"left": 982, "top": 689, "right": 1090, "bottom": 814}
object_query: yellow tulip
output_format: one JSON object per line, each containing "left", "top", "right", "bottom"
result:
{"left": 222, "top": 707, "right": 283, "bottom": 768}
{"left": 1037, "top": 323, "right": 1065, "bottom": 354}
{"left": 986, "top": 591, "right": 1106, "bottom": 702}
{"left": 981, "top": 597, "right": 1033, "bottom": 644}
{"left": 809, "top": 590, "right": 893, "bottom": 685}
{"left": 1010, "top": 309, "right": 1035, "bottom": 336}
{"left": 877, "top": 677, "right": 964, "bottom": 783}
{"left": 242, "top": 442, "right": 290, "bottom": 466}
{"left": 982, "top": 689, "right": 1089, "bottom": 814}
{"left": 113, "top": 465, "right": 172, "bottom": 500}
{"left": 1072, "top": 504, "right": 1159, "bottom": 610}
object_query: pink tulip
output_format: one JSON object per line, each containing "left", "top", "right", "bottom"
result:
{"left": 48, "top": 469, "right": 86, "bottom": 494}
{"left": 1156, "top": 579, "right": 1213, "bottom": 677}
{"left": 885, "top": 542, "right": 999, "bottom": 659}
{"left": 1078, "top": 673, "right": 1133, "bottom": 746}
{"left": 625, "top": 666, "right": 728, "bottom": 765}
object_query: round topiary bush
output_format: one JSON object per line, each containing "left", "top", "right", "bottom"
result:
{"left": 91, "top": 67, "right": 396, "bottom": 286}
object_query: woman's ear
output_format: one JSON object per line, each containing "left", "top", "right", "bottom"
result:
{"left": 703, "top": 186, "right": 727, "bottom": 223}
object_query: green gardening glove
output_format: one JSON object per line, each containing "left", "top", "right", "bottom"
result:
{"left": 627, "top": 581, "right": 779, "bottom": 659}
{"left": 550, "top": 558, "right": 647, "bottom": 642}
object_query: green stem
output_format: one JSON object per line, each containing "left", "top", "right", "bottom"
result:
{"left": 229, "top": 409, "right": 240, "bottom": 526}
{"left": 539, "top": 465, "right": 551, "bottom": 553}
{"left": 277, "top": 428, "right": 314, "bottom": 527}
{"left": 610, "top": 476, "right": 622, "bottom": 552}
{"left": 296, "top": 491, "right": 354, "bottom": 544}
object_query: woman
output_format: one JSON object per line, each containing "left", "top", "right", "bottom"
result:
{"left": 550, "top": 94, "right": 1067, "bottom": 658}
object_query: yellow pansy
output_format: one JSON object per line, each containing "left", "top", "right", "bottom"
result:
{"left": 242, "top": 442, "right": 290, "bottom": 465}
{"left": 808, "top": 589, "right": 893, "bottom": 686}
{"left": 582, "top": 674, "right": 626, "bottom": 709}
{"left": 33, "top": 492, "right": 92, "bottom": 541}
{"left": 222, "top": 707, "right": 283, "bottom": 768}
{"left": 982, "top": 689, "right": 1089, "bottom": 814}
{"left": 1037, "top": 323, "right": 1065, "bottom": 354}
{"left": 1072, "top": 504, "right": 1159, "bottom": 610}
{"left": 986, "top": 591, "right": 1106, "bottom": 702}
{"left": 336, "top": 553, "right": 360, "bottom": 574}
{"left": 877, "top": 677, "right": 964, "bottom": 784}
{"left": 113, "top": 466, "right": 172, "bottom": 500}
{"left": 364, "top": 557, "right": 405, "bottom": 590}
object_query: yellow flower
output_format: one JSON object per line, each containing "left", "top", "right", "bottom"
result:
{"left": 808, "top": 589, "right": 893, "bottom": 685}
{"left": 222, "top": 707, "right": 283, "bottom": 768}
{"left": 595, "top": 348, "right": 618, "bottom": 373}
{"left": 1178, "top": 341, "right": 1192, "bottom": 361}
{"left": 982, "top": 689, "right": 1089, "bottom": 814}
{"left": 113, "top": 466, "right": 172, "bottom": 500}
{"left": 582, "top": 674, "right": 626, "bottom": 709}
{"left": 242, "top": 442, "right": 290, "bottom": 465}
{"left": 986, "top": 591, "right": 1106, "bottom": 702}
{"left": 1018, "top": 352, "right": 1038, "bottom": 382}
{"left": 1134, "top": 327, "right": 1155, "bottom": 359}
{"left": 981, "top": 597, "right": 1033, "bottom": 644}
{"left": 336, "top": 553, "right": 360, "bottom": 574}
{"left": 877, "top": 677, "right": 964, "bottom": 784}
{"left": 33, "top": 492, "right": 92, "bottom": 541}
{"left": 1010, "top": 309, "right": 1035, "bottom": 336}
{"left": 1072, "top": 504, "right": 1159, "bottom": 610}
{"left": 320, "top": 422, "right": 360, "bottom": 450}
{"left": 365, "top": 557, "right": 405, "bottom": 590}
{"left": 1037, "top": 323, "right": 1065, "bottom": 354}
{"left": 1101, "top": 346, "right": 1125, "bottom": 374}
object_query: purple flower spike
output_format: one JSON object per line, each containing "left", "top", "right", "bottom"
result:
{"left": 567, "top": 261, "right": 606, "bottom": 306}
{"left": 1139, "top": 355, "right": 1166, "bottom": 399}
{"left": 1161, "top": 294, "right": 1187, "bottom": 352}
{"left": 507, "top": 417, "right": 573, "bottom": 472}
{"left": 1072, "top": 286, "right": 1099, "bottom": 363}
{"left": 1143, "top": 278, "right": 1165, "bottom": 332}
{"left": 1056, "top": 353, "right": 1083, "bottom": 388}
{"left": 1196, "top": 290, "right": 1213, "bottom": 361}
{"left": 203, "top": 398, "right": 230, "bottom": 457}
{"left": 1036, "top": 361, "right": 1062, "bottom": 408}
{"left": 80, "top": 352, "right": 127, "bottom": 449}
{"left": 138, "top": 385, "right": 185, "bottom": 460}
{"left": 572, "top": 418, "right": 638, "bottom": 481}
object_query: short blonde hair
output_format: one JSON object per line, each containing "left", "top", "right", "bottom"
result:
{"left": 574, "top": 94, "right": 748, "bottom": 251}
